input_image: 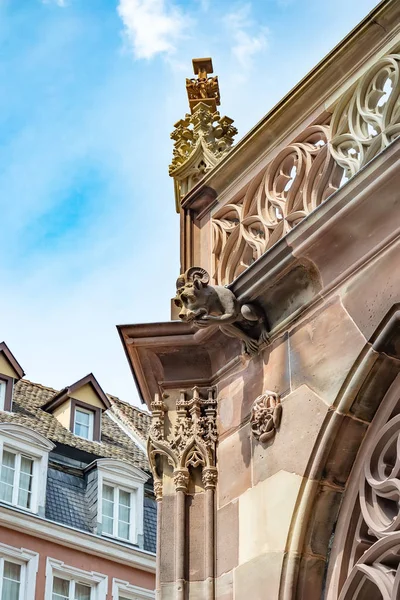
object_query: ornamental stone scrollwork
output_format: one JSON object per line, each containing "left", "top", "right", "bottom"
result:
{"left": 170, "top": 58, "right": 237, "bottom": 211}
{"left": 250, "top": 391, "right": 282, "bottom": 443}
{"left": 332, "top": 411, "right": 400, "bottom": 600}
{"left": 147, "top": 387, "right": 217, "bottom": 496}
{"left": 330, "top": 45, "right": 400, "bottom": 180}
{"left": 173, "top": 267, "right": 269, "bottom": 356}
{"left": 212, "top": 124, "right": 343, "bottom": 285}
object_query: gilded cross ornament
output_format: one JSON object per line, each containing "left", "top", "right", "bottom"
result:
{"left": 186, "top": 58, "right": 220, "bottom": 113}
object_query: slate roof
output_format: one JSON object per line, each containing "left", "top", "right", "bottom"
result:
{"left": 6, "top": 379, "right": 150, "bottom": 472}
{"left": 46, "top": 468, "right": 89, "bottom": 532}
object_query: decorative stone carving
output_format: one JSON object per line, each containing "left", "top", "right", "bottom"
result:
{"left": 173, "top": 468, "right": 190, "bottom": 493}
{"left": 147, "top": 387, "right": 218, "bottom": 496}
{"left": 202, "top": 467, "right": 218, "bottom": 490}
{"left": 250, "top": 391, "right": 282, "bottom": 443}
{"left": 169, "top": 58, "right": 237, "bottom": 211}
{"left": 329, "top": 407, "right": 400, "bottom": 599}
{"left": 330, "top": 45, "right": 400, "bottom": 180}
{"left": 153, "top": 479, "right": 163, "bottom": 502}
{"left": 174, "top": 267, "right": 269, "bottom": 356}
{"left": 212, "top": 124, "right": 343, "bottom": 285}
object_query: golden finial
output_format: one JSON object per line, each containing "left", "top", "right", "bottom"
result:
{"left": 170, "top": 58, "right": 237, "bottom": 212}
{"left": 186, "top": 58, "right": 221, "bottom": 113}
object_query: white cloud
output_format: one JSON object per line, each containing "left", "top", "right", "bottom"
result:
{"left": 226, "top": 4, "right": 268, "bottom": 71}
{"left": 41, "top": 0, "right": 68, "bottom": 6}
{"left": 117, "top": 0, "right": 190, "bottom": 60}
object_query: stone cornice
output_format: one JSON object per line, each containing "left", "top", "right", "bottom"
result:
{"left": 0, "top": 503, "right": 156, "bottom": 573}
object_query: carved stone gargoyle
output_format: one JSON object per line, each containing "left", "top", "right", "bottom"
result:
{"left": 173, "top": 267, "right": 269, "bottom": 356}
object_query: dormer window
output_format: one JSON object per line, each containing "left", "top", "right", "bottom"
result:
{"left": 43, "top": 374, "right": 111, "bottom": 444}
{"left": 73, "top": 407, "right": 95, "bottom": 441}
{"left": 0, "top": 424, "right": 54, "bottom": 515}
{"left": 0, "top": 343, "right": 25, "bottom": 413}
{"left": 0, "top": 377, "right": 12, "bottom": 413}
{"left": 86, "top": 459, "right": 148, "bottom": 547}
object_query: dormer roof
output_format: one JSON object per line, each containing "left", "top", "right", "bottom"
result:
{"left": 0, "top": 341, "right": 25, "bottom": 380}
{"left": 43, "top": 373, "right": 111, "bottom": 413}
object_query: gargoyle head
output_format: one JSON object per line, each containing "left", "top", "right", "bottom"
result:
{"left": 174, "top": 267, "right": 210, "bottom": 322}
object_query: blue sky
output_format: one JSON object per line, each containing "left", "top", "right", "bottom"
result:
{"left": 0, "top": 0, "right": 379, "bottom": 405}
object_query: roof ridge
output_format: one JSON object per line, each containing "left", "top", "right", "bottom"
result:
{"left": 108, "top": 394, "right": 150, "bottom": 417}
{"left": 17, "top": 378, "right": 59, "bottom": 394}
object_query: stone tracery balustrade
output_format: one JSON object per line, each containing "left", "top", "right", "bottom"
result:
{"left": 330, "top": 46, "right": 400, "bottom": 179}
{"left": 212, "top": 45, "right": 400, "bottom": 286}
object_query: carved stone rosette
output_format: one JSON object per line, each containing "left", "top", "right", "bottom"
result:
{"left": 250, "top": 391, "right": 282, "bottom": 443}
{"left": 147, "top": 387, "right": 218, "bottom": 496}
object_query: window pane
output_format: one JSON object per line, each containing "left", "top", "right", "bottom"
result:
{"left": 0, "top": 450, "right": 15, "bottom": 503}
{"left": 119, "top": 504, "right": 130, "bottom": 523}
{"left": 119, "top": 490, "right": 130, "bottom": 506}
{"left": 74, "top": 409, "right": 94, "bottom": 440}
{"left": 53, "top": 577, "right": 69, "bottom": 600}
{"left": 20, "top": 456, "right": 33, "bottom": 476}
{"left": 102, "top": 484, "right": 113, "bottom": 502}
{"left": 2, "top": 562, "right": 21, "bottom": 600}
{"left": 2, "top": 451, "right": 15, "bottom": 470}
{"left": 102, "top": 484, "right": 114, "bottom": 535}
{"left": 0, "top": 381, "right": 6, "bottom": 409}
{"left": 118, "top": 520, "right": 130, "bottom": 540}
{"left": 102, "top": 515, "right": 113, "bottom": 535}
{"left": 75, "top": 583, "right": 91, "bottom": 600}
{"left": 76, "top": 410, "right": 90, "bottom": 426}
{"left": 74, "top": 422, "right": 89, "bottom": 439}
{"left": 118, "top": 490, "right": 131, "bottom": 539}
{"left": 18, "top": 456, "right": 33, "bottom": 509}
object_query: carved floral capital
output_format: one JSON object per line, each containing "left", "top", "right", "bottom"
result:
{"left": 202, "top": 467, "right": 218, "bottom": 490}
{"left": 173, "top": 468, "right": 190, "bottom": 493}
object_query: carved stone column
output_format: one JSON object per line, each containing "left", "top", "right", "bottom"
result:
{"left": 147, "top": 387, "right": 218, "bottom": 600}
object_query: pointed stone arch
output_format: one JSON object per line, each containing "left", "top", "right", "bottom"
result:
{"left": 280, "top": 306, "right": 400, "bottom": 600}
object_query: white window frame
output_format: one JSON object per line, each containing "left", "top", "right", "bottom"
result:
{"left": 95, "top": 459, "right": 147, "bottom": 546}
{"left": 101, "top": 484, "right": 133, "bottom": 542}
{"left": 0, "top": 424, "right": 54, "bottom": 514}
{"left": 0, "top": 382, "right": 6, "bottom": 412}
{"left": 0, "top": 541, "right": 39, "bottom": 600}
{"left": 45, "top": 558, "right": 107, "bottom": 600}
{"left": 112, "top": 579, "right": 154, "bottom": 600}
{"left": 0, "top": 449, "right": 34, "bottom": 510}
{"left": 73, "top": 407, "right": 95, "bottom": 441}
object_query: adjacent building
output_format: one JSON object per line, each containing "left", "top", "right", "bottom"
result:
{"left": 0, "top": 341, "right": 156, "bottom": 600}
